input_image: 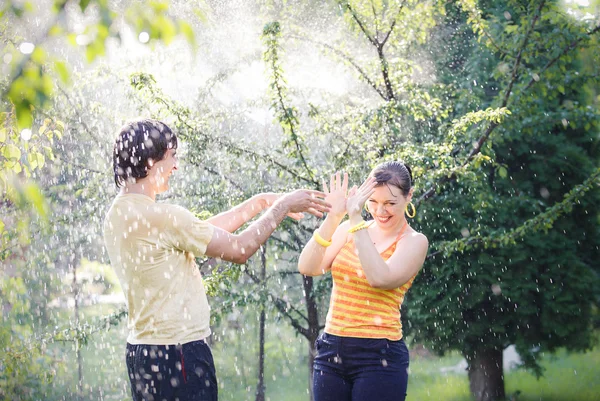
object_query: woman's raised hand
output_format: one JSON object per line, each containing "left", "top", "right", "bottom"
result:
{"left": 322, "top": 171, "right": 349, "bottom": 220}
{"left": 346, "top": 176, "right": 377, "bottom": 218}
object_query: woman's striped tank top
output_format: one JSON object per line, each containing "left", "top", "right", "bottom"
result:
{"left": 324, "top": 223, "right": 416, "bottom": 340}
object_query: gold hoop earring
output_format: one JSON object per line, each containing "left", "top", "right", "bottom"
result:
{"left": 364, "top": 203, "right": 370, "bottom": 215}
{"left": 405, "top": 202, "right": 416, "bottom": 218}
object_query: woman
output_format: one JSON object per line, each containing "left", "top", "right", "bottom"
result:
{"left": 298, "top": 161, "right": 429, "bottom": 401}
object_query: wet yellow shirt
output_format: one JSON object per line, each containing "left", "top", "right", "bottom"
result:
{"left": 103, "top": 193, "right": 214, "bottom": 345}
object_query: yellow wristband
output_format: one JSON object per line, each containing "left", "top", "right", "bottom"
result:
{"left": 313, "top": 231, "right": 332, "bottom": 247}
{"left": 348, "top": 221, "right": 368, "bottom": 233}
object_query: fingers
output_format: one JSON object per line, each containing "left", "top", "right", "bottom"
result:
{"left": 323, "top": 171, "right": 349, "bottom": 193}
{"left": 287, "top": 212, "right": 305, "bottom": 221}
{"left": 348, "top": 185, "right": 357, "bottom": 197}
{"left": 311, "top": 197, "right": 332, "bottom": 211}
{"left": 360, "top": 176, "right": 377, "bottom": 191}
{"left": 322, "top": 178, "right": 329, "bottom": 195}
{"left": 357, "top": 182, "right": 376, "bottom": 200}
{"left": 306, "top": 207, "right": 324, "bottom": 218}
{"left": 305, "top": 189, "right": 328, "bottom": 199}
{"left": 297, "top": 190, "right": 331, "bottom": 210}
{"left": 363, "top": 187, "right": 376, "bottom": 200}
{"left": 330, "top": 173, "right": 335, "bottom": 195}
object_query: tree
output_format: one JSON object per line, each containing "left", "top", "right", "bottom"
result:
{"left": 404, "top": 1, "right": 600, "bottom": 400}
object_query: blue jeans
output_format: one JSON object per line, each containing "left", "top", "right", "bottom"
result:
{"left": 313, "top": 333, "right": 409, "bottom": 401}
{"left": 126, "top": 339, "right": 218, "bottom": 401}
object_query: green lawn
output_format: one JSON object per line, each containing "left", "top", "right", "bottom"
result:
{"left": 504, "top": 348, "right": 600, "bottom": 401}
{"left": 408, "top": 346, "right": 600, "bottom": 401}
{"left": 409, "top": 352, "right": 470, "bottom": 401}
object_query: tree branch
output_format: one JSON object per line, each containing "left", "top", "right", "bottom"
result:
{"left": 245, "top": 267, "right": 310, "bottom": 337}
{"left": 380, "top": 0, "right": 405, "bottom": 48}
{"left": 426, "top": 165, "right": 600, "bottom": 259}
{"left": 264, "top": 24, "right": 315, "bottom": 182}
{"left": 132, "top": 76, "right": 320, "bottom": 187}
{"left": 380, "top": 19, "right": 396, "bottom": 48}
{"left": 274, "top": 75, "right": 314, "bottom": 181}
{"left": 343, "top": 1, "right": 378, "bottom": 47}
{"left": 417, "top": 1, "right": 546, "bottom": 204}
{"left": 376, "top": 45, "right": 395, "bottom": 101}
{"left": 523, "top": 24, "right": 600, "bottom": 92}
{"left": 370, "top": 0, "right": 380, "bottom": 39}
{"left": 289, "top": 34, "right": 387, "bottom": 100}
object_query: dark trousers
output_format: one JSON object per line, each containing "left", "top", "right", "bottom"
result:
{"left": 126, "top": 339, "right": 218, "bottom": 401}
{"left": 313, "top": 333, "right": 409, "bottom": 401}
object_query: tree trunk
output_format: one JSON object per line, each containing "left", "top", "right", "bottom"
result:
{"left": 255, "top": 306, "right": 266, "bottom": 401}
{"left": 71, "top": 258, "right": 83, "bottom": 401}
{"left": 302, "top": 275, "right": 320, "bottom": 401}
{"left": 255, "top": 246, "right": 267, "bottom": 401}
{"left": 467, "top": 347, "right": 505, "bottom": 401}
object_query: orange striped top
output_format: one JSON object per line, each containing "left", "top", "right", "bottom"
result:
{"left": 324, "top": 223, "right": 416, "bottom": 340}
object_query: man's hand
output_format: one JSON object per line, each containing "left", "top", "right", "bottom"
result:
{"left": 280, "top": 189, "right": 331, "bottom": 218}
{"left": 258, "top": 192, "right": 307, "bottom": 220}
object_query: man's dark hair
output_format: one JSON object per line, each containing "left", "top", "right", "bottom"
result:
{"left": 113, "top": 119, "right": 178, "bottom": 187}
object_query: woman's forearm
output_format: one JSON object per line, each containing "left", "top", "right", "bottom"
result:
{"left": 352, "top": 229, "right": 393, "bottom": 287}
{"left": 298, "top": 215, "right": 343, "bottom": 276}
{"left": 347, "top": 213, "right": 393, "bottom": 288}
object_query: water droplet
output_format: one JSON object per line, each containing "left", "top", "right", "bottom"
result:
{"left": 19, "top": 42, "right": 35, "bottom": 54}
{"left": 139, "top": 32, "right": 150, "bottom": 43}
{"left": 20, "top": 128, "right": 32, "bottom": 140}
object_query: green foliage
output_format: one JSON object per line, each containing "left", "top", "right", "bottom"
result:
{"left": 262, "top": 22, "right": 315, "bottom": 182}
{"left": 0, "top": 113, "right": 63, "bottom": 259}
{"left": 405, "top": 0, "right": 600, "bottom": 383}
{"left": 435, "top": 166, "right": 600, "bottom": 255}
{"left": 1, "top": 0, "right": 196, "bottom": 130}
{"left": 0, "top": 274, "right": 58, "bottom": 400}
{"left": 0, "top": 333, "right": 57, "bottom": 401}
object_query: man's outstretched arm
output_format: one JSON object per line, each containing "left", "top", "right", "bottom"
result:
{"left": 205, "top": 193, "right": 302, "bottom": 233}
{"left": 205, "top": 190, "right": 329, "bottom": 264}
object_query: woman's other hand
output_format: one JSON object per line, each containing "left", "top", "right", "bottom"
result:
{"left": 346, "top": 176, "right": 376, "bottom": 219}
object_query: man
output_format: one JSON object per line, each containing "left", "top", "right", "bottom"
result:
{"left": 103, "top": 118, "right": 329, "bottom": 401}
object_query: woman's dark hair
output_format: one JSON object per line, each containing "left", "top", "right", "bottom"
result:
{"left": 370, "top": 161, "right": 413, "bottom": 197}
{"left": 113, "top": 119, "right": 177, "bottom": 187}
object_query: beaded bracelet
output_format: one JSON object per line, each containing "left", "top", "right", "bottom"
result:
{"left": 348, "top": 221, "right": 368, "bottom": 233}
{"left": 313, "top": 231, "right": 332, "bottom": 247}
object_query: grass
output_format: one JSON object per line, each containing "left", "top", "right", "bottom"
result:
{"left": 407, "top": 346, "right": 600, "bottom": 401}
{"left": 45, "top": 305, "right": 600, "bottom": 401}
{"left": 504, "top": 348, "right": 600, "bottom": 401}
{"left": 409, "top": 352, "right": 471, "bottom": 401}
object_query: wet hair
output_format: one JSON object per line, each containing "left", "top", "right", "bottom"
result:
{"left": 370, "top": 161, "right": 413, "bottom": 197}
{"left": 113, "top": 118, "right": 177, "bottom": 187}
